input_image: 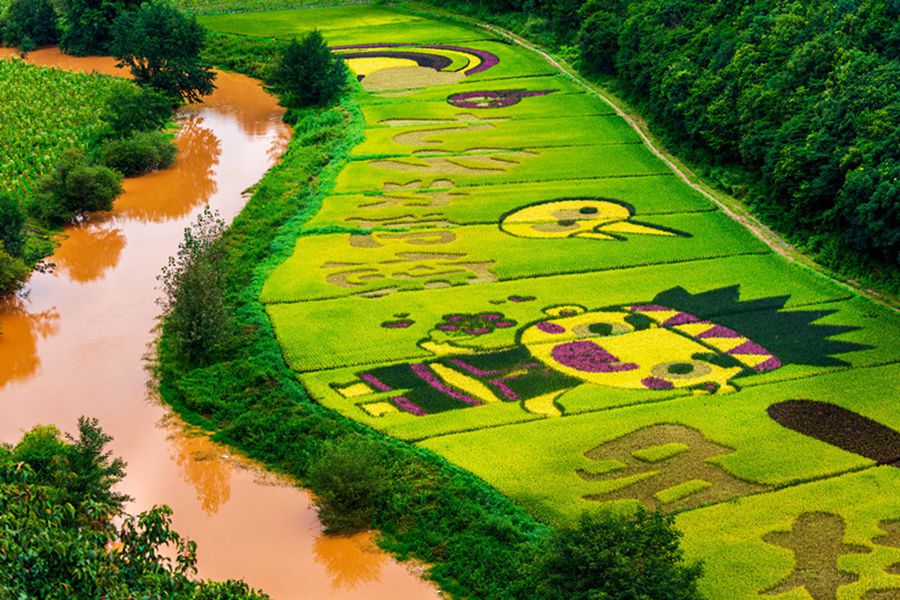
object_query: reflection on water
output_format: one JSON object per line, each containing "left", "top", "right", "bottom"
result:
{"left": 314, "top": 532, "right": 387, "bottom": 589}
{"left": 167, "top": 420, "right": 233, "bottom": 515}
{"left": 116, "top": 115, "right": 222, "bottom": 223}
{"left": 52, "top": 219, "right": 127, "bottom": 283}
{"left": 0, "top": 47, "right": 438, "bottom": 599}
{"left": 0, "top": 296, "right": 59, "bottom": 389}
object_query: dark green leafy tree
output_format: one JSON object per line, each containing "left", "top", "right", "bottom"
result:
{"left": 0, "top": 193, "right": 25, "bottom": 258}
{"left": 0, "top": 421, "right": 269, "bottom": 598}
{"left": 58, "top": 0, "right": 140, "bottom": 55}
{"left": 306, "top": 439, "right": 390, "bottom": 533}
{"left": 0, "top": 0, "right": 59, "bottom": 51}
{"left": 31, "top": 148, "right": 123, "bottom": 224}
{"left": 0, "top": 247, "right": 28, "bottom": 295}
{"left": 110, "top": 0, "right": 216, "bottom": 104}
{"left": 157, "top": 206, "right": 231, "bottom": 367}
{"left": 101, "top": 85, "right": 175, "bottom": 138}
{"left": 534, "top": 509, "right": 703, "bottom": 600}
{"left": 268, "top": 30, "right": 348, "bottom": 108}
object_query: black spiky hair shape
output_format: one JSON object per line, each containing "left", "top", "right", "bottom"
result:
{"left": 651, "top": 285, "right": 871, "bottom": 367}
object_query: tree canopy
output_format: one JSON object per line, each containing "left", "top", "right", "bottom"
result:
{"left": 268, "top": 30, "right": 348, "bottom": 108}
{"left": 110, "top": 0, "right": 216, "bottom": 104}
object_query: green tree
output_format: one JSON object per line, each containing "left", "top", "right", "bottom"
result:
{"left": 0, "top": 421, "right": 269, "bottom": 598}
{"left": 268, "top": 30, "right": 348, "bottom": 108}
{"left": 158, "top": 206, "right": 231, "bottom": 367}
{"left": 110, "top": 0, "right": 215, "bottom": 104}
{"left": 0, "top": 0, "right": 59, "bottom": 51}
{"left": 306, "top": 439, "right": 390, "bottom": 533}
{"left": 58, "top": 0, "right": 140, "bottom": 55}
{"left": 534, "top": 509, "right": 703, "bottom": 600}
{"left": 31, "top": 148, "right": 123, "bottom": 224}
{"left": 0, "top": 193, "right": 25, "bottom": 258}
{"left": 0, "top": 247, "right": 28, "bottom": 295}
{"left": 101, "top": 85, "right": 174, "bottom": 138}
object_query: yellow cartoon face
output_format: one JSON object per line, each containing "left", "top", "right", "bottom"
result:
{"left": 500, "top": 199, "right": 681, "bottom": 240}
{"left": 520, "top": 305, "right": 751, "bottom": 393}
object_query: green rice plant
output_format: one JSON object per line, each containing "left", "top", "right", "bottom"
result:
{"left": 265, "top": 253, "right": 851, "bottom": 373}
{"left": 305, "top": 175, "right": 715, "bottom": 231}
{"left": 419, "top": 364, "right": 900, "bottom": 523}
{"left": 676, "top": 468, "right": 900, "bottom": 599}
{"left": 0, "top": 59, "right": 132, "bottom": 201}
{"left": 261, "top": 213, "right": 769, "bottom": 303}
{"left": 361, "top": 89, "right": 610, "bottom": 122}
{"left": 356, "top": 74, "right": 587, "bottom": 107}
{"left": 351, "top": 114, "right": 642, "bottom": 158}
{"left": 334, "top": 143, "right": 671, "bottom": 192}
{"left": 198, "top": 6, "right": 492, "bottom": 44}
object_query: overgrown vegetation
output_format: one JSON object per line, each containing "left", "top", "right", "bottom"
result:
{"left": 30, "top": 148, "right": 123, "bottom": 224}
{"left": 158, "top": 39, "right": 703, "bottom": 598}
{"left": 423, "top": 0, "right": 900, "bottom": 294}
{"left": 0, "top": 418, "right": 268, "bottom": 598}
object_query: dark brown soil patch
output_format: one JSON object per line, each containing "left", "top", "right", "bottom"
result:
{"left": 579, "top": 424, "right": 765, "bottom": 511}
{"left": 767, "top": 400, "right": 900, "bottom": 466}
{"left": 763, "top": 512, "right": 870, "bottom": 599}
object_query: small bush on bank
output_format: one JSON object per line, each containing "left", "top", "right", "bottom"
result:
{"left": 307, "top": 439, "right": 390, "bottom": 533}
{"left": 100, "top": 131, "right": 178, "bottom": 177}
{"left": 534, "top": 509, "right": 703, "bottom": 600}
{"left": 101, "top": 85, "right": 175, "bottom": 139}
{"left": 0, "top": 0, "right": 59, "bottom": 52}
{"left": 0, "top": 246, "right": 28, "bottom": 295}
{"left": 30, "top": 148, "right": 123, "bottom": 224}
{"left": 158, "top": 206, "right": 232, "bottom": 368}
{"left": 0, "top": 193, "right": 25, "bottom": 258}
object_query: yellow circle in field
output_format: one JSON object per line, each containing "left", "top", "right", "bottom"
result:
{"left": 346, "top": 57, "right": 419, "bottom": 77}
{"left": 501, "top": 200, "right": 631, "bottom": 238}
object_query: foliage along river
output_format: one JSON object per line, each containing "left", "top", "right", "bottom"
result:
{"left": 0, "top": 47, "right": 438, "bottom": 600}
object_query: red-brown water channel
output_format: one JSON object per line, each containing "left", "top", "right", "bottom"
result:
{"left": 0, "top": 47, "right": 438, "bottom": 599}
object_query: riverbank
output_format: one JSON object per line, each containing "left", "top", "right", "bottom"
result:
{"left": 0, "top": 49, "right": 438, "bottom": 598}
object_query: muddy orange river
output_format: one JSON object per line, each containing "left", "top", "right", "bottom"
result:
{"left": 0, "top": 48, "right": 438, "bottom": 599}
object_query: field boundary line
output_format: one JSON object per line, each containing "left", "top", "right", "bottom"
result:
{"left": 400, "top": 1, "right": 898, "bottom": 312}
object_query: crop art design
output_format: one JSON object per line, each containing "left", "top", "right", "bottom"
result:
{"left": 500, "top": 198, "right": 688, "bottom": 240}
{"left": 332, "top": 44, "right": 500, "bottom": 91}
{"left": 447, "top": 89, "right": 555, "bottom": 109}
{"left": 333, "top": 286, "right": 867, "bottom": 417}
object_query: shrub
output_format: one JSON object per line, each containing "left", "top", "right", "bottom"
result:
{"left": 0, "top": 246, "right": 28, "bottom": 295}
{"left": 31, "top": 148, "right": 123, "bottom": 224}
{"left": 0, "top": 0, "right": 59, "bottom": 51}
{"left": 306, "top": 438, "right": 390, "bottom": 533}
{"left": 57, "top": 0, "right": 140, "bottom": 56}
{"left": 99, "top": 131, "right": 178, "bottom": 177}
{"left": 158, "top": 206, "right": 231, "bottom": 367}
{"left": 0, "top": 193, "right": 25, "bottom": 258}
{"left": 101, "top": 85, "right": 174, "bottom": 138}
{"left": 534, "top": 509, "right": 703, "bottom": 600}
{"left": 268, "top": 30, "right": 348, "bottom": 108}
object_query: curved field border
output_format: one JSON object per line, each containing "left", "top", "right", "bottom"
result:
{"left": 400, "top": 1, "right": 899, "bottom": 312}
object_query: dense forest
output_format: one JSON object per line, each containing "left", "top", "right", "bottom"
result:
{"left": 428, "top": 0, "right": 899, "bottom": 292}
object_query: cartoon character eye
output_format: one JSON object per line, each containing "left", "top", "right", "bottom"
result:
{"left": 579, "top": 206, "right": 598, "bottom": 215}
{"left": 650, "top": 361, "right": 713, "bottom": 380}
{"left": 571, "top": 322, "right": 630, "bottom": 337}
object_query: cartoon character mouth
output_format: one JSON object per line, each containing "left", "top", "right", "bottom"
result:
{"left": 550, "top": 340, "right": 638, "bottom": 373}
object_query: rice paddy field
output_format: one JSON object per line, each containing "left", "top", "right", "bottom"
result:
{"left": 203, "top": 5, "right": 900, "bottom": 598}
